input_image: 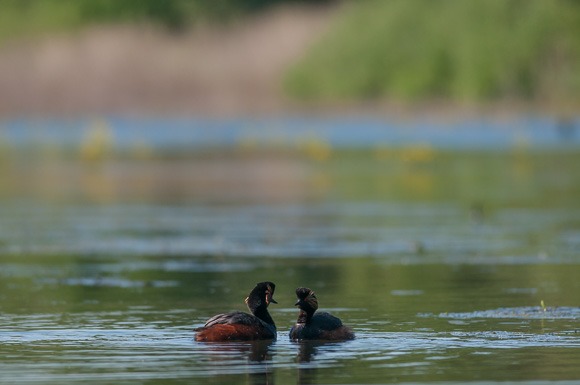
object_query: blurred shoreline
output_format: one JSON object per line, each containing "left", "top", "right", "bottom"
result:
{"left": 0, "top": 4, "right": 575, "bottom": 120}
{"left": 0, "top": 5, "right": 335, "bottom": 119}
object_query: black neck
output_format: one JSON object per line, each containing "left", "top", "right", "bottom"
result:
{"left": 296, "top": 308, "right": 314, "bottom": 324}
{"left": 253, "top": 306, "right": 276, "bottom": 327}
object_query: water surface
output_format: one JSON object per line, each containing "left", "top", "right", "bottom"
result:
{"left": 0, "top": 118, "right": 579, "bottom": 384}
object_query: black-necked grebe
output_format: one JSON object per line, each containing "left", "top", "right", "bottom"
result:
{"left": 195, "top": 282, "right": 277, "bottom": 341}
{"left": 289, "top": 287, "right": 354, "bottom": 341}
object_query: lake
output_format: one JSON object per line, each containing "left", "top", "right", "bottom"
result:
{"left": 0, "top": 117, "right": 579, "bottom": 384}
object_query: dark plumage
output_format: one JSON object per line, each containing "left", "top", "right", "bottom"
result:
{"left": 195, "top": 282, "right": 277, "bottom": 342}
{"left": 289, "top": 287, "right": 354, "bottom": 341}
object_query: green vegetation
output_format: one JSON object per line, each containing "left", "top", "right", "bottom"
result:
{"left": 285, "top": 0, "right": 580, "bottom": 103}
{"left": 3, "top": 0, "right": 580, "bottom": 105}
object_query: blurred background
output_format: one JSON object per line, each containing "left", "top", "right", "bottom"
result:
{"left": 2, "top": 0, "right": 580, "bottom": 116}
{"left": 1, "top": 1, "right": 580, "bottom": 383}
{"left": 0, "top": 0, "right": 579, "bottom": 203}
{"left": 1, "top": 0, "right": 580, "bottom": 298}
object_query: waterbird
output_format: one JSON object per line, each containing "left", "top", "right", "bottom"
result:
{"left": 195, "top": 281, "right": 277, "bottom": 341}
{"left": 289, "top": 287, "right": 354, "bottom": 341}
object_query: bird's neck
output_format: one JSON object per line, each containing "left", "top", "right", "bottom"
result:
{"left": 296, "top": 308, "right": 314, "bottom": 324}
{"left": 253, "top": 306, "right": 276, "bottom": 327}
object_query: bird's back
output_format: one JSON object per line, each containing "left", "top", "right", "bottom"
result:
{"left": 290, "top": 312, "right": 353, "bottom": 340}
{"left": 310, "top": 312, "right": 343, "bottom": 330}
{"left": 195, "top": 311, "right": 276, "bottom": 341}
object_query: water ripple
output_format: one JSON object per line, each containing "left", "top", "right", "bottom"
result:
{"left": 433, "top": 306, "right": 580, "bottom": 320}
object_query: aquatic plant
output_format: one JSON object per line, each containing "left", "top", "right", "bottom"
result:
{"left": 79, "top": 119, "right": 115, "bottom": 162}
{"left": 285, "top": 0, "right": 580, "bottom": 104}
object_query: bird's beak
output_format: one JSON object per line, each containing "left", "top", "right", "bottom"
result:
{"left": 266, "top": 292, "right": 277, "bottom": 305}
{"left": 294, "top": 300, "right": 300, "bottom": 307}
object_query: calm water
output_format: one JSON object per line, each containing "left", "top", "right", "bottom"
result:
{"left": 0, "top": 118, "right": 579, "bottom": 384}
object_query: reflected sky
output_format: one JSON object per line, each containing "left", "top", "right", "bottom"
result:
{"left": 1, "top": 116, "right": 579, "bottom": 150}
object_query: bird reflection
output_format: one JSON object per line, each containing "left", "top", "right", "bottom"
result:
{"left": 296, "top": 340, "right": 322, "bottom": 363}
{"left": 199, "top": 340, "right": 275, "bottom": 385}
{"left": 295, "top": 341, "right": 325, "bottom": 385}
{"left": 245, "top": 340, "right": 275, "bottom": 385}
{"left": 247, "top": 340, "right": 274, "bottom": 362}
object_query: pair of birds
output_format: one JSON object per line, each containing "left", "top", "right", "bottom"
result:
{"left": 195, "top": 281, "right": 354, "bottom": 342}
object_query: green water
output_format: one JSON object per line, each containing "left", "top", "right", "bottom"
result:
{"left": 0, "top": 148, "right": 579, "bottom": 384}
